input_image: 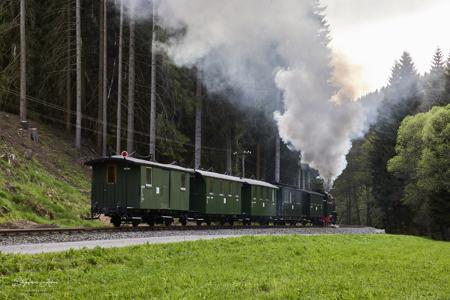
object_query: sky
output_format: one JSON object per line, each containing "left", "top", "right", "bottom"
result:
{"left": 322, "top": 0, "right": 450, "bottom": 94}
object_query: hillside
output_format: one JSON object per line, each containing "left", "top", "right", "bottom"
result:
{"left": 0, "top": 112, "right": 97, "bottom": 228}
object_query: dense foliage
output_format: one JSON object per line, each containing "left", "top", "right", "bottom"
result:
{"left": 333, "top": 49, "right": 450, "bottom": 239}
{"left": 388, "top": 105, "right": 450, "bottom": 238}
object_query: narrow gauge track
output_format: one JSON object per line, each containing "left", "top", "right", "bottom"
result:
{"left": 0, "top": 224, "right": 336, "bottom": 237}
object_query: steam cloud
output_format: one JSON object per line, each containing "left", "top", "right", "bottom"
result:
{"left": 120, "top": 0, "right": 378, "bottom": 185}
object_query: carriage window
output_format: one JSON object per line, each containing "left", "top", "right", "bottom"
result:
{"left": 209, "top": 179, "right": 214, "bottom": 194}
{"left": 107, "top": 165, "right": 117, "bottom": 184}
{"left": 180, "top": 173, "right": 187, "bottom": 191}
{"left": 145, "top": 167, "right": 152, "bottom": 186}
{"left": 219, "top": 180, "right": 223, "bottom": 194}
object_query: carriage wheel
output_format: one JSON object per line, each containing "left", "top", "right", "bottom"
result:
{"left": 111, "top": 216, "right": 121, "bottom": 228}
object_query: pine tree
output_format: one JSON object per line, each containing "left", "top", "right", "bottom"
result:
{"left": 19, "top": 0, "right": 27, "bottom": 122}
{"left": 368, "top": 51, "right": 421, "bottom": 232}
{"left": 149, "top": 0, "right": 157, "bottom": 160}
{"left": 96, "top": 0, "right": 104, "bottom": 153}
{"left": 422, "top": 48, "right": 446, "bottom": 111}
{"left": 75, "top": 0, "right": 82, "bottom": 148}
{"left": 101, "top": 0, "right": 107, "bottom": 156}
{"left": 65, "top": 0, "right": 72, "bottom": 132}
{"left": 194, "top": 70, "right": 202, "bottom": 169}
{"left": 443, "top": 53, "right": 450, "bottom": 106}
{"left": 115, "top": 0, "right": 124, "bottom": 154}
{"left": 126, "top": 8, "right": 136, "bottom": 153}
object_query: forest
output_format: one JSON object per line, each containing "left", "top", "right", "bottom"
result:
{"left": 0, "top": 0, "right": 449, "bottom": 239}
{"left": 0, "top": 0, "right": 312, "bottom": 188}
{"left": 334, "top": 51, "right": 450, "bottom": 240}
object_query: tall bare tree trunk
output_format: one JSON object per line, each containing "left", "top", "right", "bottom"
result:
{"left": 19, "top": 0, "right": 27, "bottom": 122}
{"left": 149, "top": 1, "right": 157, "bottom": 160}
{"left": 126, "top": 10, "right": 136, "bottom": 153}
{"left": 306, "top": 169, "right": 311, "bottom": 190}
{"left": 116, "top": 0, "right": 124, "bottom": 154}
{"left": 274, "top": 92, "right": 282, "bottom": 183}
{"left": 274, "top": 134, "right": 280, "bottom": 183}
{"left": 97, "top": 0, "right": 104, "bottom": 153}
{"left": 101, "top": 0, "right": 108, "bottom": 156}
{"left": 194, "top": 70, "right": 202, "bottom": 169}
{"left": 262, "top": 144, "right": 267, "bottom": 180}
{"left": 226, "top": 128, "right": 232, "bottom": 174}
{"left": 65, "top": 0, "right": 72, "bottom": 131}
{"left": 256, "top": 143, "right": 261, "bottom": 179}
{"left": 75, "top": 0, "right": 82, "bottom": 148}
{"left": 297, "top": 155, "right": 302, "bottom": 188}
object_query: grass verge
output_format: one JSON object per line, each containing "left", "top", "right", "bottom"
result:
{"left": 0, "top": 234, "right": 449, "bottom": 299}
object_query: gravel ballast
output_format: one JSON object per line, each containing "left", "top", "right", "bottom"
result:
{"left": 0, "top": 226, "right": 384, "bottom": 254}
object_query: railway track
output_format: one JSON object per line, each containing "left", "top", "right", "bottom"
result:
{"left": 0, "top": 224, "right": 330, "bottom": 237}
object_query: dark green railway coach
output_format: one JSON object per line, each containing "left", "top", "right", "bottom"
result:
{"left": 242, "top": 179, "right": 278, "bottom": 225}
{"left": 86, "top": 156, "right": 193, "bottom": 227}
{"left": 277, "top": 185, "right": 308, "bottom": 225}
{"left": 309, "top": 191, "right": 326, "bottom": 224}
{"left": 189, "top": 170, "right": 244, "bottom": 225}
{"left": 277, "top": 185, "right": 328, "bottom": 225}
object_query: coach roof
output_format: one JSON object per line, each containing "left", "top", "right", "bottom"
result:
{"left": 85, "top": 155, "right": 194, "bottom": 173}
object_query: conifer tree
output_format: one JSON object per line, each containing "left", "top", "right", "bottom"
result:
{"left": 422, "top": 48, "right": 446, "bottom": 111}
{"left": 368, "top": 51, "right": 420, "bottom": 231}
{"left": 126, "top": 8, "right": 136, "bottom": 153}
{"left": 65, "top": 0, "right": 72, "bottom": 132}
{"left": 443, "top": 53, "right": 450, "bottom": 106}
{"left": 97, "top": 0, "right": 104, "bottom": 153}
{"left": 19, "top": 0, "right": 26, "bottom": 122}
{"left": 194, "top": 70, "right": 202, "bottom": 169}
{"left": 101, "top": 0, "right": 108, "bottom": 156}
{"left": 75, "top": 0, "right": 82, "bottom": 148}
{"left": 116, "top": 0, "right": 124, "bottom": 154}
{"left": 149, "top": 0, "right": 157, "bottom": 160}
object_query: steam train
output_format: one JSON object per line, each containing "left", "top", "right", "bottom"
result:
{"left": 86, "top": 155, "right": 336, "bottom": 227}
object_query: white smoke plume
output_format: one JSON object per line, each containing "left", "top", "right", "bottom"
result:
{"left": 118, "top": 0, "right": 379, "bottom": 184}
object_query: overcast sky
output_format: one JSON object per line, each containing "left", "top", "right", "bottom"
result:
{"left": 321, "top": 0, "right": 450, "bottom": 93}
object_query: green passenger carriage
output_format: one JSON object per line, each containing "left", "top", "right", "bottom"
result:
{"left": 189, "top": 170, "right": 244, "bottom": 225}
{"left": 241, "top": 179, "right": 278, "bottom": 225}
{"left": 86, "top": 156, "right": 193, "bottom": 227}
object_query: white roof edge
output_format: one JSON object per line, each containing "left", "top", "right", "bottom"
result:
{"left": 111, "top": 156, "right": 194, "bottom": 173}
{"left": 195, "top": 170, "right": 278, "bottom": 189}
{"left": 194, "top": 170, "right": 246, "bottom": 183}
{"left": 243, "top": 179, "right": 279, "bottom": 189}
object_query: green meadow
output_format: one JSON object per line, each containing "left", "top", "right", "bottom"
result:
{"left": 1, "top": 234, "right": 449, "bottom": 299}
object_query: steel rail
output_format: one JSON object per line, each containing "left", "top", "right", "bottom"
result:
{"left": 0, "top": 224, "right": 335, "bottom": 237}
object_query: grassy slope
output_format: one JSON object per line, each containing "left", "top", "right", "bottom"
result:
{"left": 1, "top": 235, "right": 449, "bottom": 299}
{"left": 0, "top": 112, "right": 97, "bottom": 227}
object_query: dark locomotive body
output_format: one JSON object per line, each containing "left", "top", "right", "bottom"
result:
{"left": 86, "top": 156, "right": 336, "bottom": 227}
